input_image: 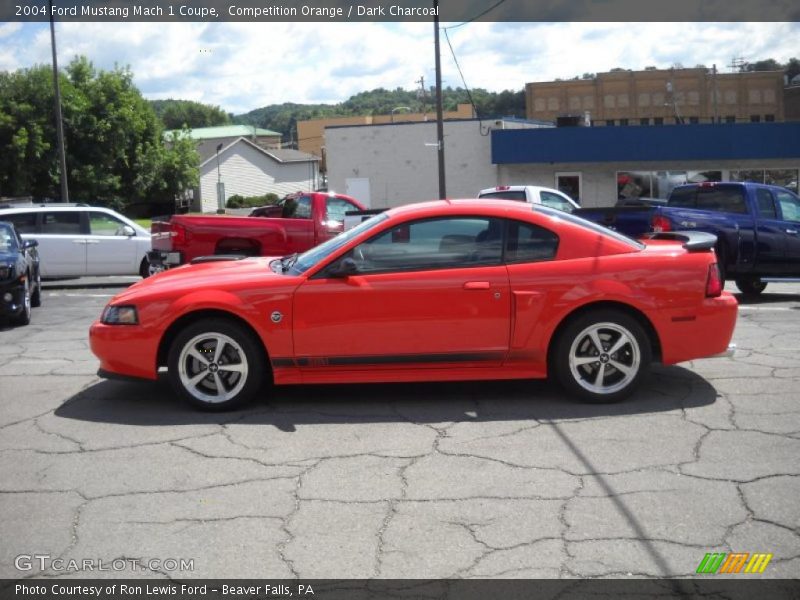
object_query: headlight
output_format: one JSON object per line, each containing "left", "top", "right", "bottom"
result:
{"left": 101, "top": 304, "right": 139, "bottom": 325}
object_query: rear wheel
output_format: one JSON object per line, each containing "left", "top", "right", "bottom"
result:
{"left": 735, "top": 277, "right": 767, "bottom": 295}
{"left": 553, "top": 309, "right": 651, "bottom": 403}
{"left": 30, "top": 268, "right": 42, "bottom": 308}
{"left": 167, "top": 318, "right": 265, "bottom": 411}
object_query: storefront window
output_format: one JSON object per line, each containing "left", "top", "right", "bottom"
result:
{"left": 765, "top": 169, "right": 799, "bottom": 193}
{"left": 617, "top": 171, "right": 653, "bottom": 199}
{"left": 730, "top": 170, "right": 765, "bottom": 183}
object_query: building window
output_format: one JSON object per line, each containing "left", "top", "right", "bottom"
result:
{"left": 654, "top": 117, "right": 664, "bottom": 125}
{"left": 606, "top": 120, "right": 616, "bottom": 126}
{"left": 765, "top": 114, "right": 775, "bottom": 122}
{"left": 750, "top": 115, "right": 761, "bottom": 123}
{"left": 725, "top": 115, "right": 736, "bottom": 123}
{"left": 619, "top": 118, "right": 629, "bottom": 126}
{"left": 639, "top": 118, "right": 650, "bottom": 126}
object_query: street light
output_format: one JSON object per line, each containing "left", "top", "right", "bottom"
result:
{"left": 390, "top": 106, "right": 412, "bottom": 123}
{"left": 215, "top": 142, "right": 225, "bottom": 213}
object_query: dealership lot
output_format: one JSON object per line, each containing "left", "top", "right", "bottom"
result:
{"left": 0, "top": 282, "right": 799, "bottom": 579}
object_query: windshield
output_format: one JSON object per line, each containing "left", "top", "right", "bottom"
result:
{"left": 287, "top": 212, "right": 389, "bottom": 275}
{"left": 0, "top": 224, "right": 18, "bottom": 252}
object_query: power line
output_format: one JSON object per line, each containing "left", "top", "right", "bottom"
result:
{"left": 443, "top": 29, "right": 490, "bottom": 136}
{"left": 443, "top": 0, "right": 509, "bottom": 30}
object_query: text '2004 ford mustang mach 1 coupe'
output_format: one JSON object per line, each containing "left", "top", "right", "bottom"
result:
{"left": 90, "top": 200, "right": 738, "bottom": 410}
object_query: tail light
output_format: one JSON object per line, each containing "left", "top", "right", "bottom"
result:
{"left": 651, "top": 214, "right": 672, "bottom": 232}
{"left": 705, "top": 263, "right": 723, "bottom": 297}
{"left": 171, "top": 223, "right": 186, "bottom": 246}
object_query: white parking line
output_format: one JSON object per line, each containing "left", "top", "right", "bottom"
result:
{"left": 46, "top": 292, "right": 115, "bottom": 298}
{"left": 738, "top": 306, "right": 796, "bottom": 311}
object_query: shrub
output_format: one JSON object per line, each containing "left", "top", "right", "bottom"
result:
{"left": 226, "top": 193, "right": 280, "bottom": 209}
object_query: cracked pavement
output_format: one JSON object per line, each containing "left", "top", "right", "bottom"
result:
{"left": 1, "top": 283, "right": 799, "bottom": 580}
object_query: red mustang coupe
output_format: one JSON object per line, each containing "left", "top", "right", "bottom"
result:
{"left": 90, "top": 200, "right": 737, "bottom": 410}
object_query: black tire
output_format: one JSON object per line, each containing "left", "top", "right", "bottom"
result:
{"left": 30, "top": 268, "right": 42, "bottom": 308}
{"left": 13, "top": 276, "right": 32, "bottom": 326}
{"left": 139, "top": 257, "right": 151, "bottom": 279}
{"left": 167, "top": 318, "right": 265, "bottom": 411}
{"left": 552, "top": 309, "right": 652, "bottom": 403}
{"left": 735, "top": 277, "right": 767, "bottom": 295}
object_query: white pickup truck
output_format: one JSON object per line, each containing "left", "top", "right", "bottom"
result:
{"left": 477, "top": 185, "right": 580, "bottom": 213}
{"left": 344, "top": 185, "right": 580, "bottom": 231}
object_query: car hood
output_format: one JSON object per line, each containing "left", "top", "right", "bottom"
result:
{"left": 113, "top": 256, "right": 293, "bottom": 301}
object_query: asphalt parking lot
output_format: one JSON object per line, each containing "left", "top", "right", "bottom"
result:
{"left": 0, "top": 280, "right": 799, "bottom": 580}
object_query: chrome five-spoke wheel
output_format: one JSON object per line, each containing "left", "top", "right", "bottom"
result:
{"left": 568, "top": 322, "right": 640, "bottom": 395}
{"left": 554, "top": 309, "right": 652, "bottom": 403}
{"left": 168, "top": 318, "right": 265, "bottom": 410}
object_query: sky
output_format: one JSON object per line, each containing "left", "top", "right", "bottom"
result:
{"left": 0, "top": 21, "right": 798, "bottom": 115}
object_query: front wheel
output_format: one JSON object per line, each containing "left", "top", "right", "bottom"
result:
{"left": 553, "top": 309, "right": 652, "bottom": 403}
{"left": 13, "top": 276, "right": 32, "bottom": 326}
{"left": 735, "top": 277, "right": 767, "bottom": 295}
{"left": 167, "top": 319, "right": 266, "bottom": 411}
{"left": 30, "top": 268, "right": 42, "bottom": 308}
{"left": 139, "top": 257, "right": 151, "bottom": 279}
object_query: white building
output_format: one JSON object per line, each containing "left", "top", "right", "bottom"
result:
{"left": 196, "top": 138, "right": 319, "bottom": 212}
{"left": 325, "top": 118, "right": 550, "bottom": 208}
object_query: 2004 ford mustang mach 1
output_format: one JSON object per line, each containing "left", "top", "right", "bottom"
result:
{"left": 90, "top": 200, "right": 738, "bottom": 410}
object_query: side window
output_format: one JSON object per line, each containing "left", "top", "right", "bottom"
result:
{"left": 325, "top": 197, "right": 358, "bottom": 226}
{"left": 41, "top": 211, "right": 82, "bottom": 234}
{"left": 89, "top": 212, "right": 127, "bottom": 236}
{"left": 755, "top": 189, "right": 777, "bottom": 219}
{"left": 506, "top": 221, "right": 559, "bottom": 263}
{"left": 696, "top": 189, "right": 747, "bottom": 214}
{"left": 776, "top": 191, "right": 800, "bottom": 223}
{"left": 0, "top": 225, "right": 16, "bottom": 252}
{"left": 540, "top": 191, "right": 575, "bottom": 213}
{"left": 352, "top": 217, "right": 502, "bottom": 273}
{"left": 2, "top": 212, "right": 38, "bottom": 234}
{"left": 282, "top": 196, "right": 312, "bottom": 219}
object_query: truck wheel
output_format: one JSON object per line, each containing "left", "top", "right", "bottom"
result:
{"left": 552, "top": 309, "right": 651, "bottom": 403}
{"left": 714, "top": 243, "right": 727, "bottom": 283}
{"left": 167, "top": 318, "right": 265, "bottom": 411}
{"left": 735, "top": 277, "right": 767, "bottom": 295}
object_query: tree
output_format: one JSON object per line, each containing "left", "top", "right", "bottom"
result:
{"left": 151, "top": 99, "right": 230, "bottom": 129}
{"left": 0, "top": 57, "right": 198, "bottom": 211}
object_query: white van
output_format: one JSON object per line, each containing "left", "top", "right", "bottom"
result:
{"left": 478, "top": 186, "right": 579, "bottom": 213}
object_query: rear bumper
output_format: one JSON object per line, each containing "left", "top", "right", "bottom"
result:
{"left": 147, "top": 249, "right": 183, "bottom": 271}
{"left": 657, "top": 292, "right": 739, "bottom": 365}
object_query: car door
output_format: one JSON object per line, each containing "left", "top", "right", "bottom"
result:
{"left": 85, "top": 211, "right": 138, "bottom": 275}
{"left": 775, "top": 190, "right": 800, "bottom": 274}
{"left": 35, "top": 211, "right": 87, "bottom": 277}
{"left": 292, "top": 215, "right": 511, "bottom": 369}
{"left": 752, "top": 187, "right": 786, "bottom": 274}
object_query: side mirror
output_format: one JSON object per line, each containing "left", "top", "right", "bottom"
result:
{"left": 22, "top": 239, "right": 38, "bottom": 249}
{"left": 120, "top": 225, "right": 135, "bottom": 237}
{"left": 329, "top": 257, "right": 359, "bottom": 278}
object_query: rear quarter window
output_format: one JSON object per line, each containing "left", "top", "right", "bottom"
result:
{"left": 0, "top": 212, "right": 38, "bottom": 234}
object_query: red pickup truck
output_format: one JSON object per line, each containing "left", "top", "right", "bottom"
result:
{"left": 148, "top": 191, "right": 364, "bottom": 272}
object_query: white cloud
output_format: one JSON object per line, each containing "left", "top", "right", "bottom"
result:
{"left": 3, "top": 22, "right": 798, "bottom": 114}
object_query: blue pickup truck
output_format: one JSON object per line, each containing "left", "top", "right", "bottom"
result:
{"left": 575, "top": 182, "right": 800, "bottom": 294}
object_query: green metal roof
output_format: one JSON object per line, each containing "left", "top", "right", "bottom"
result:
{"left": 167, "top": 125, "right": 281, "bottom": 140}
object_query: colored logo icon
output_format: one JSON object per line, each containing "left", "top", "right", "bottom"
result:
{"left": 696, "top": 552, "right": 773, "bottom": 574}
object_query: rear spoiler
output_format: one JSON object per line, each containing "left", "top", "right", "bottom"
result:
{"left": 641, "top": 231, "right": 717, "bottom": 251}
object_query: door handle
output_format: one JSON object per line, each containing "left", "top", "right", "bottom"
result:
{"left": 463, "top": 281, "right": 491, "bottom": 290}
{"left": 786, "top": 229, "right": 798, "bottom": 235}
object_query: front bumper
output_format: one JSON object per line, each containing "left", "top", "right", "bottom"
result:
{"left": 0, "top": 280, "right": 25, "bottom": 318}
{"left": 89, "top": 320, "right": 160, "bottom": 381}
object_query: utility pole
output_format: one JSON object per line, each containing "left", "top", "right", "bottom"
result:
{"left": 712, "top": 64, "right": 720, "bottom": 124}
{"left": 416, "top": 75, "right": 428, "bottom": 119}
{"left": 49, "top": 0, "right": 69, "bottom": 202}
{"left": 433, "top": 0, "right": 446, "bottom": 199}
